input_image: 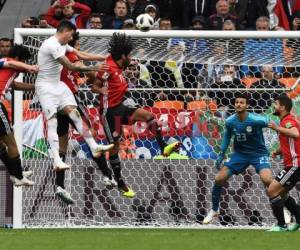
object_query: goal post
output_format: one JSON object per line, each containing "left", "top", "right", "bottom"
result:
{"left": 11, "top": 28, "right": 300, "bottom": 229}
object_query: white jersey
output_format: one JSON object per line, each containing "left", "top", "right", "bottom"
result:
{"left": 35, "top": 35, "right": 73, "bottom": 87}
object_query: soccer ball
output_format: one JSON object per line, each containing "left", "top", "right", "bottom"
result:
{"left": 136, "top": 13, "right": 154, "bottom": 32}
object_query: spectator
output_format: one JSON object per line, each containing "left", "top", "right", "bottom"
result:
{"left": 241, "top": 16, "right": 284, "bottom": 78}
{"left": 255, "top": 15, "right": 269, "bottom": 30}
{"left": 38, "top": 14, "right": 51, "bottom": 28}
{"left": 246, "top": 0, "right": 268, "bottom": 29}
{"left": 222, "top": 20, "right": 244, "bottom": 61}
{"left": 124, "top": 58, "right": 152, "bottom": 106}
{"left": 222, "top": 19, "right": 236, "bottom": 30}
{"left": 127, "top": 0, "right": 147, "bottom": 21}
{"left": 21, "top": 15, "right": 50, "bottom": 28}
{"left": 147, "top": 25, "right": 183, "bottom": 103}
{"left": 207, "top": 0, "right": 239, "bottom": 30}
{"left": 159, "top": 17, "right": 172, "bottom": 30}
{"left": 0, "top": 38, "right": 13, "bottom": 59}
{"left": 47, "top": 0, "right": 64, "bottom": 21}
{"left": 102, "top": 0, "right": 128, "bottom": 29}
{"left": 250, "top": 65, "right": 285, "bottom": 113}
{"left": 45, "top": 0, "right": 91, "bottom": 28}
{"left": 122, "top": 19, "right": 136, "bottom": 30}
{"left": 150, "top": 0, "right": 185, "bottom": 29}
{"left": 208, "top": 65, "right": 245, "bottom": 117}
{"left": 145, "top": 17, "right": 172, "bottom": 58}
{"left": 190, "top": 15, "right": 206, "bottom": 30}
{"left": 269, "top": 0, "right": 300, "bottom": 30}
{"left": 292, "top": 10, "right": 300, "bottom": 30}
{"left": 86, "top": 13, "right": 103, "bottom": 29}
{"left": 145, "top": 4, "right": 160, "bottom": 30}
{"left": 227, "top": 0, "right": 248, "bottom": 28}
{"left": 76, "top": 0, "right": 115, "bottom": 16}
{"left": 199, "top": 41, "right": 233, "bottom": 87}
{"left": 183, "top": 0, "right": 218, "bottom": 28}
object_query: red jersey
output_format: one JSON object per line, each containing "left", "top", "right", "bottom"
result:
{"left": 279, "top": 114, "right": 300, "bottom": 168}
{"left": 0, "top": 58, "right": 20, "bottom": 100}
{"left": 96, "top": 55, "right": 128, "bottom": 109}
{"left": 60, "top": 51, "right": 80, "bottom": 94}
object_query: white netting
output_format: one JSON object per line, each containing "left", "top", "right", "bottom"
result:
{"left": 11, "top": 29, "right": 300, "bottom": 228}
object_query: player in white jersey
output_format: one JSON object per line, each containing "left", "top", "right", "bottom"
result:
{"left": 35, "top": 20, "right": 113, "bottom": 171}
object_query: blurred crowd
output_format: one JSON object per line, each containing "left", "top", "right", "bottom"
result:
{"left": 1, "top": 0, "right": 300, "bottom": 118}
{"left": 16, "top": 0, "right": 300, "bottom": 31}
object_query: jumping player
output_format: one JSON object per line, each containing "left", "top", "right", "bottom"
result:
{"left": 55, "top": 32, "right": 116, "bottom": 204}
{"left": 91, "top": 33, "right": 181, "bottom": 198}
{"left": 35, "top": 20, "right": 113, "bottom": 172}
{"left": 0, "top": 44, "right": 38, "bottom": 186}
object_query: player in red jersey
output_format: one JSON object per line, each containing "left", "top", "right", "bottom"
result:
{"left": 0, "top": 45, "right": 38, "bottom": 186}
{"left": 91, "top": 33, "right": 181, "bottom": 198}
{"left": 267, "top": 94, "right": 300, "bottom": 232}
{"left": 55, "top": 32, "right": 116, "bottom": 204}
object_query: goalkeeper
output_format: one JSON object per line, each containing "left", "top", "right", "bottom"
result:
{"left": 203, "top": 93, "right": 273, "bottom": 224}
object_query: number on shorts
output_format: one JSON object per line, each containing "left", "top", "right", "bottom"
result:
{"left": 277, "top": 169, "right": 286, "bottom": 179}
{"left": 259, "top": 156, "right": 269, "bottom": 164}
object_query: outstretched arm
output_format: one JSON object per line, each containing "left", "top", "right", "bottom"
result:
{"left": 11, "top": 81, "right": 35, "bottom": 91}
{"left": 3, "top": 60, "right": 38, "bottom": 73}
{"left": 74, "top": 49, "right": 106, "bottom": 61}
{"left": 91, "top": 77, "right": 107, "bottom": 95}
{"left": 269, "top": 121, "right": 299, "bottom": 138}
{"left": 57, "top": 56, "right": 100, "bottom": 72}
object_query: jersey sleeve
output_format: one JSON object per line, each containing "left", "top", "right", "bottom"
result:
{"left": 220, "top": 120, "right": 232, "bottom": 155}
{"left": 66, "top": 44, "right": 74, "bottom": 53}
{"left": 67, "top": 52, "right": 79, "bottom": 63}
{"left": 259, "top": 115, "right": 269, "bottom": 127}
{"left": 253, "top": 114, "right": 269, "bottom": 127}
{"left": 50, "top": 42, "right": 66, "bottom": 60}
{"left": 282, "top": 118, "right": 298, "bottom": 129}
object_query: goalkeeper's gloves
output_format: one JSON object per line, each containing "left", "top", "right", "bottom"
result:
{"left": 215, "top": 154, "right": 225, "bottom": 170}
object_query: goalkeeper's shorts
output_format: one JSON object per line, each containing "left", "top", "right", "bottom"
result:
{"left": 224, "top": 153, "right": 270, "bottom": 175}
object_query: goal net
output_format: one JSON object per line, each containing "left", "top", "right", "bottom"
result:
{"left": 10, "top": 29, "right": 300, "bottom": 228}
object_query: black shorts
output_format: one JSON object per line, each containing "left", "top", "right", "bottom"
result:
{"left": 102, "top": 103, "right": 137, "bottom": 143}
{"left": 57, "top": 94, "right": 91, "bottom": 137}
{"left": 0, "top": 102, "right": 13, "bottom": 137}
{"left": 275, "top": 166, "right": 300, "bottom": 191}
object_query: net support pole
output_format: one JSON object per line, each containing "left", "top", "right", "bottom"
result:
{"left": 12, "top": 29, "right": 24, "bottom": 229}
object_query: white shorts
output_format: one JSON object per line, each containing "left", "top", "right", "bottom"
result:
{"left": 35, "top": 81, "right": 77, "bottom": 120}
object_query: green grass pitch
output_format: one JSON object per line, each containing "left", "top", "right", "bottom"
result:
{"left": 1, "top": 228, "right": 299, "bottom": 250}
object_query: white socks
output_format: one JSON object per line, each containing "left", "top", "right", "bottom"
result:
{"left": 68, "top": 109, "right": 98, "bottom": 151}
{"left": 47, "top": 117, "right": 60, "bottom": 163}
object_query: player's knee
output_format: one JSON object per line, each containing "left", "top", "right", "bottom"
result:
{"left": 267, "top": 185, "right": 279, "bottom": 198}
{"left": 144, "top": 111, "right": 154, "bottom": 122}
{"left": 262, "top": 177, "right": 272, "bottom": 188}
{"left": 68, "top": 109, "right": 81, "bottom": 121}
{"left": 48, "top": 117, "right": 58, "bottom": 129}
{"left": 214, "top": 175, "right": 226, "bottom": 185}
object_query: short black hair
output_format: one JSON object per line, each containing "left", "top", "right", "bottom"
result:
{"left": 8, "top": 44, "right": 31, "bottom": 61}
{"left": 89, "top": 13, "right": 102, "bottom": 20}
{"left": 68, "top": 31, "right": 79, "bottom": 47}
{"left": 108, "top": 32, "right": 133, "bottom": 61}
{"left": 235, "top": 92, "right": 249, "bottom": 104}
{"left": 276, "top": 94, "right": 293, "bottom": 112}
{"left": 57, "top": 20, "right": 76, "bottom": 33}
{"left": 0, "top": 37, "right": 13, "bottom": 44}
